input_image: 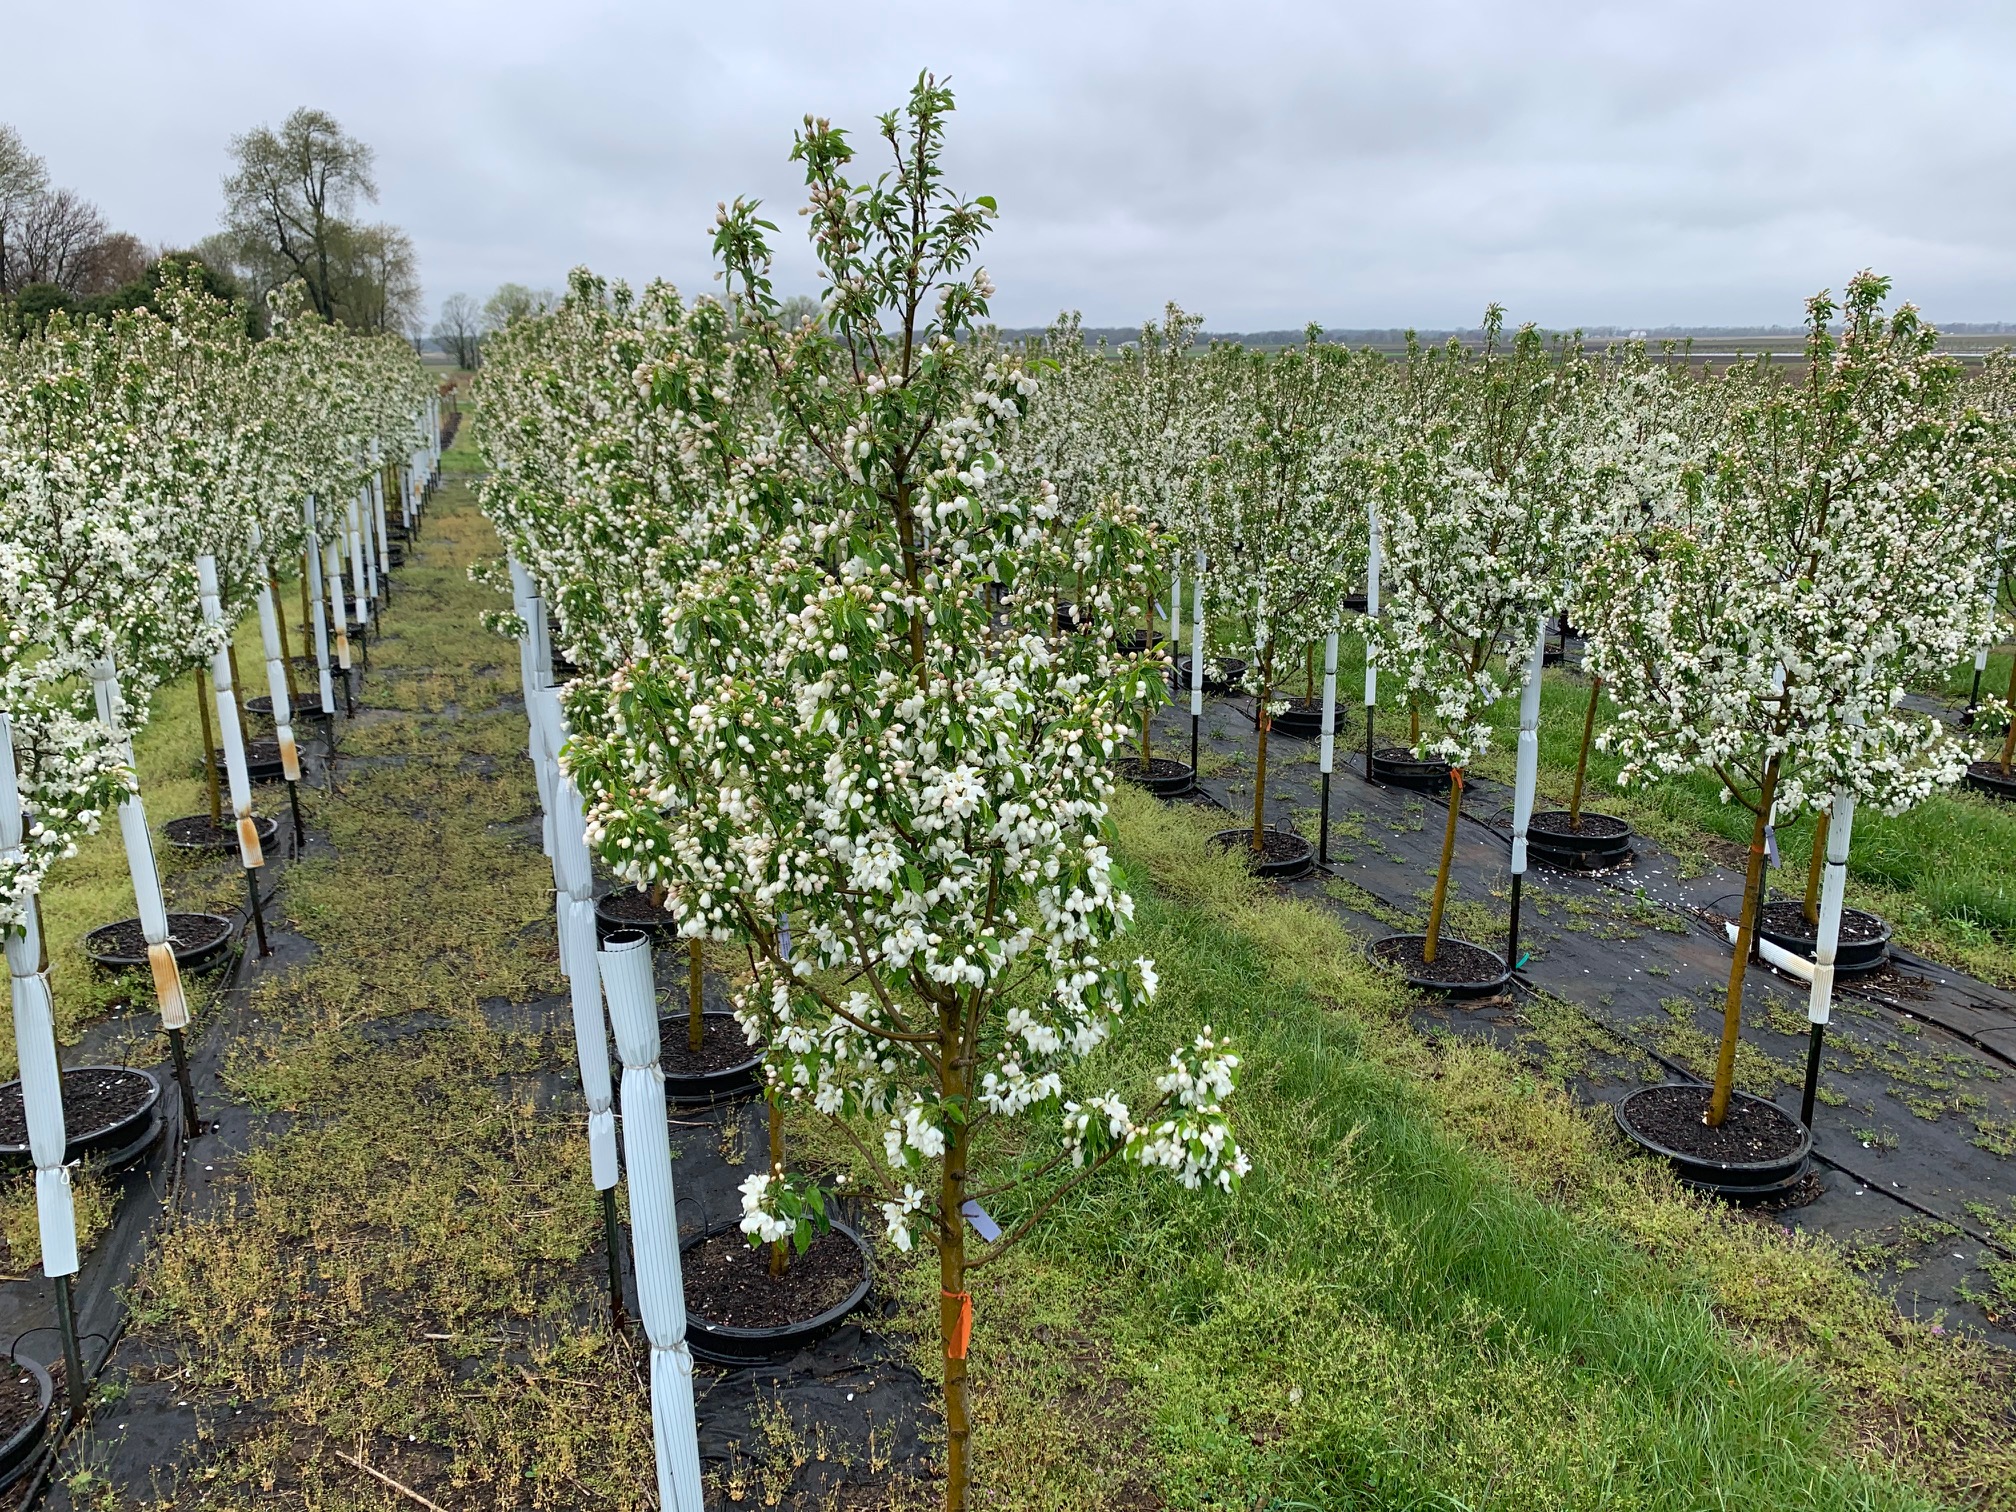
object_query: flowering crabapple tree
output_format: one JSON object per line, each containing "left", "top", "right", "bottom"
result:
{"left": 1366, "top": 311, "right": 1602, "bottom": 964}
{"left": 1192, "top": 331, "right": 1368, "bottom": 858}
{"left": 1580, "top": 273, "right": 2007, "bottom": 1126}
{"left": 557, "top": 78, "right": 1246, "bottom": 1510}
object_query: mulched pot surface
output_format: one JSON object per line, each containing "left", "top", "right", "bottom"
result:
{"left": 0, "top": 1067, "right": 158, "bottom": 1154}
{"left": 0, "top": 1360, "right": 49, "bottom": 1489}
{"left": 1528, "top": 810, "right": 1629, "bottom": 842}
{"left": 1758, "top": 900, "right": 1887, "bottom": 945}
{"left": 1210, "top": 826, "right": 1315, "bottom": 878}
{"left": 1619, "top": 1083, "right": 1805, "bottom": 1164}
{"left": 659, "top": 1014, "right": 759, "bottom": 1077}
{"left": 162, "top": 813, "right": 279, "bottom": 851}
{"left": 213, "top": 740, "right": 285, "bottom": 780}
{"left": 1370, "top": 932, "right": 1509, "bottom": 990}
{"left": 1963, "top": 759, "right": 2016, "bottom": 799}
{"left": 1370, "top": 746, "right": 1451, "bottom": 792}
{"left": 85, "top": 912, "right": 232, "bottom": 967}
{"left": 1115, "top": 756, "right": 1194, "bottom": 796}
{"left": 683, "top": 1228, "right": 864, "bottom": 1330}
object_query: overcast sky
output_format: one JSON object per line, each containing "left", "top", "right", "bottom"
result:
{"left": 8, "top": 1, "right": 2014, "bottom": 331}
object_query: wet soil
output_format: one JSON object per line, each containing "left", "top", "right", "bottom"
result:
{"left": 1625, "top": 1084, "right": 1805, "bottom": 1163}
{"left": 0, "top": 1068, "right": 153, "bottom": 1146}
{"left": 1115, "top": 757, "right": 1192, "bottom": 782}
{"left": 1374, "top": 934, "right": 1506, "bottom": 986}
{"left": 1529, "top": 811, "right": 1630, "bottom": 840}
{"left": 212, "top": 739, "right": 283, "bottom": 772}
{"left": 684, "top": 1228, "right": 863, "bottom": 1329}
{"left": 0, "top": 1364, "right": 44, "bottom": 1445}
{"left": 600, "top": 890, "right": 672, "bottom": 928}
{"left": 162, "top": 814, "right": 276, "bottom": 849}
{"left": 1212, "top": 827, "right": 1312, "bottom": 864}
{"left": 660, "top": 1014, "right": 760, "bottom": 1076}
{"left": 86, "top": 914, "right": 229, "bottom": 962}
{"left": 1758, "top": 900, "right": 1887, "bottom": 944}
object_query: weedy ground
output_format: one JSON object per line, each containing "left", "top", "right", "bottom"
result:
{"left": 33, "top": 440, "right": 2014, "bottom": 1509}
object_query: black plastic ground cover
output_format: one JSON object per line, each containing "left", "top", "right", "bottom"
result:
{"left": 25, "top": 529, "right": 939, "bottom": 1508}
{"left": 1171, "top": 691, "right": 2016, "bottom": 1344}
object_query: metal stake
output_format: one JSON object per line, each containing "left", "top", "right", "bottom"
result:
{"left": 1318, "top": 772, "right": 1331, "bottom": 865}
{"left": 286, "top": 781, "right": 306, "bottom": 852}
{"left": 1507, "top": 873, "right": 1525, "bottom": 974}
{"left": 244, "top": 867, "right": 270, "bottom": 956}
{"left": 167, "top": 1025, "right": 201, "bottom": 1135}
{"left": 1364, "top": 706, "right": 1376, "bottom": 785}
{"left": 1189, "top": 712, "right": 1199, "bottom": 777}
{"left": 601, "top": 1187, "right": 628, "bottom": 1332}
{"left": 53, "top": 1275, "right": 85, "bottom": 1414}
{"left": 1800, "top": 1022, "right": 1826, "bottom": 1127}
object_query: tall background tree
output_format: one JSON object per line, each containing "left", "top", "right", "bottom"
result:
{"left": 216, "top": 107, "right": 418, "bottom": 333}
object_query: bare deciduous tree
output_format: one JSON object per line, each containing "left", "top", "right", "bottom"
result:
{"left": 431, "top": 292, "right": 484, "bottom": 369}
{"left": 0, "top": 123, "right": 51, "bottom": 294}
{"left": 12, "top": 188, "right": 110, "bottom": 293}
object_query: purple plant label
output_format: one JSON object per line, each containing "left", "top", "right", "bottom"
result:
{"left": 961, "top": 1200, "right": 1001, "bottom": 1242}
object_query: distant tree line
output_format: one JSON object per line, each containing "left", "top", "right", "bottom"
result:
{"left": 2, "top": 108, "right": 420, "bottom": 338}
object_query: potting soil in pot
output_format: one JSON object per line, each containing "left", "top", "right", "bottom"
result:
{"left": 1625, "top": 1084, "right": 1804, "bottom": 1164}
{"left": 0, "top": 1367, "right": 41, "bottom": 1444}
{"left": 1528, "top": 812, "right": 1629, "bottom": 842}
{"left": 88, "top": 914, "right": 229, "bottom": 960}
{"left": 684, "top": 1229, "right": 861, "bottom": 1329}
{"left": 1216, "top": 829, "right": 1312, "bottom": 866}
{"left": 0, "top": 1068, "right": 151, "bottom": 1145}
{"left": 1378, "top": 935, "right": 1504, "bottom": 986}
{"left": 1115, "top": 757, "right": 1192, "bottom": 782}
{"left": 660, "top": 1017, "right": 757, "bottom": 1076}
{"left": 1757, "top": 900, "right": 1887, "bottom": 943}
{"left": 599, "top": 890, "right": 671, "bottom": 928}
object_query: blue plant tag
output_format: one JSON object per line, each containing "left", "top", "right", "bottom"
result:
{"left": 1764, "top": 824, "right": 1780, "bottom": 868}
{"left": 961, "top": 1200, "right": 1001, "bottom": 1242}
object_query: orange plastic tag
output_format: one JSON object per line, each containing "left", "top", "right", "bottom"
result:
{"left": 1451, "top": 766, "right": 1465, "bottom": 797}
{"left": 942, "top": 1290, "right": 973, "bottom": 1360}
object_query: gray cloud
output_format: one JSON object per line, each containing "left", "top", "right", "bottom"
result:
{"left": 8, "top": 0, "right": 2014, "bottom": 329}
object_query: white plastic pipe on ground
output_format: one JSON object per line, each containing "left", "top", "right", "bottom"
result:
{"left": 597, "top": 930, "right": 706, "bottom": 1512}
{"left": 197, "top": 556, "right": 264, "bottom": 869}
{"left": 0, "top": 715, "right": 79, "bottom": 1279}
{"left": 1807, "top": 796, "right": 1857, "bottom": 1027}
{"left": 88, "top": 660, "right": 187, "bottom": 1029}
{"left": 1510, "top": 616, "right": 1547, "bottom": 877}
{"left": 250, "top": 530, "right": 301, "bottom": 783}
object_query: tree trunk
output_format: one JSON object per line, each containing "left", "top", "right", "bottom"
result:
{"left": 1250, "top": 667, "right": 1272, "bottom": 854}
{"left": 1803, "top": 803, "right": 1829, "bottom": 927}
{"left": 938, "top": 998, "right": 972, "bottom": 1512}
{"left": 1569, "top": 678, "right": 1601, "bottom": 828}
{"left": 1305, "top": 643, "right": 1315, "bottom": 700}
{"left": 687, "top": 938, "right": 704, "bottom": 1056}
{"left": 197, "top": 669, "right": 221, "bottom": 826}
{"left": 767, "top": 1096, "right": 787, "bottom": 1279}
{"left": 1409, "top": 703, "right": 1419, "bottom": 746}
{"left": 1140, "top": 603, "right": 1153, "bottom": 764}
{"left": 2001, "top": 650, "right": 2016, "bottom": 776}
{"left": 1422, "top": 769, "right": 1463, "bottom": 963}
{"left": 1710, "top": 758, "right": 1780, "bottom": 1127}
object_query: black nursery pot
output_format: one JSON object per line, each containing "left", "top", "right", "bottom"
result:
{"left": 1174, "top": 656, "right": 1248, "bottom": 696}
{"left": 1341, "top": 592, "right": 1369, "bottom": 615}
{"left": 83, "top": 912, "right": 234, "bottom": 974}
{"left": 1369, "top": 746, "right": 1451, "bottom": 792}
{"left": 1964, "top": 760, "right": 2016, "bottom": 802}
{"left": 1525, "top": 810, "right": 1632, "bottom": 870}
{"left": 0, "top": 1359, "right": 52, "bottom": 1493}
{"left": 1115, "top": 756, "right": 1195, "bottom": 797}
{"left": 1756, "top": 901, "right": 1892, "bottom": 974}
{"left": 682, "top": 1220, "right": 874, "bottom": 1364}
{"left": 1614, "top": 1084, "right": 1811, "bottom": 1200}
{"left": 593, "top": 891, "right": 683, "bottom": 942}
{"left": 1268, "top": 698, "right": 1326, "bottom": 740}
{"left": 1115, "top": 629, "right": 1170, "bottom": 657}
{"left": 251, "top": 691, "right": 337, "bottom": 722}
{"left": 212, "top": 740, "right": 286, "bottom": 783}
{"left": 1210, "top": 827, "right": 1315, "bottom": 880}
{"left": 0, "top": 1066, "right": 163, "bottom": 1171}
{"left": 162, "top": 813, "right": 281, "bottom": 854}
{"left": 657, "top": 1009, "right": 764, "bottom": 1107}
{"left": 1366, "top": 932, "right": 1511, "bottom": 998}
